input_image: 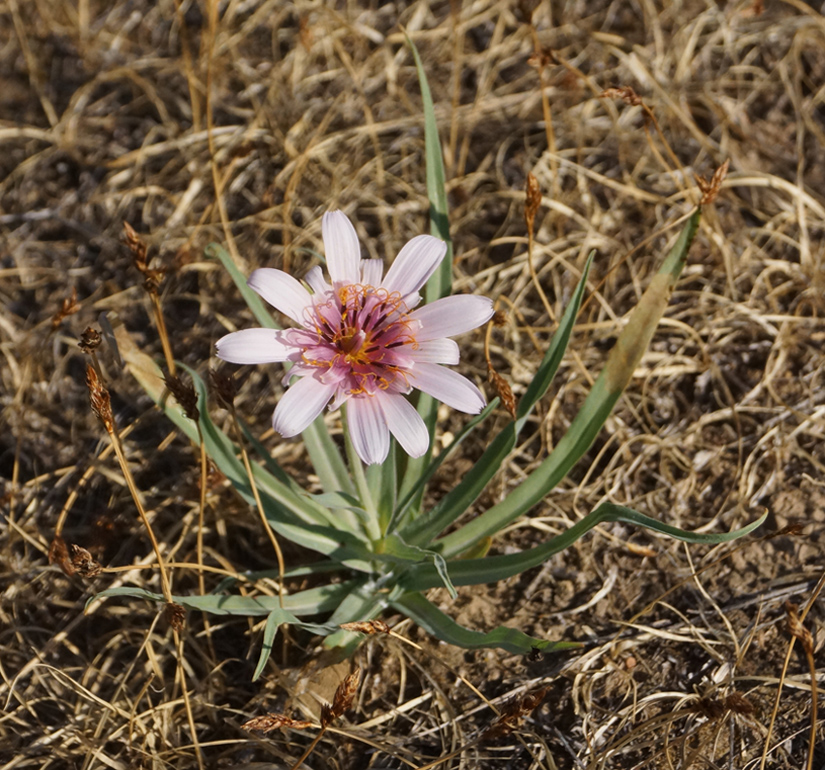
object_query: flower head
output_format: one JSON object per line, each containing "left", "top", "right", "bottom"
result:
{"left": 216, "top": 211, "right": 494, "bottom": 464}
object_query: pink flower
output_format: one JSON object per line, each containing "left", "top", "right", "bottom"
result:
{"left": 216, "top": 211, "right": 494, "bottom": 464}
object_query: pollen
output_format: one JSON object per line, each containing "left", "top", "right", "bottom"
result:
{"left": 303, "top": 284, "right": 417, "bottom": 395}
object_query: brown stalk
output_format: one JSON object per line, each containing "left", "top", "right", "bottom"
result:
{"left": 524, "top": 173, "right": 556, "bottom": 324}
{"left": 85, "top": 338, "right": 204, "bottom": 770}
{"left": 85, "top": 364, "right": 173, "bottom": 603}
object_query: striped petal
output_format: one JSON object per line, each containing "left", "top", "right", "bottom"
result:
{"left": 347, "top": 396, "right": 390, "bottom": 464}
{"left": 272, "top": 375, "right": 336, "bottom": 437}
{"left": 381, "top": 235, "right": 447, "bottom": 296}
{"left": 376, "top": 392, "right": 429, "bottom": 458}
{"left": 409, "top": 338, "right": 460, "bottom": 365}
{"left": 411, "top": 295, "right": 494, "bottom": 340}
{"left": 409, "top": 363, "right": 486, "bottom": 414}
{"left": 322, "top": 210, "right": 361, "bottom": 285}
{"left": 215, "top": 328, "right": 297, "bottom": 364}
{"left": 248, "top": 269, "right": 313, "bottom": 326}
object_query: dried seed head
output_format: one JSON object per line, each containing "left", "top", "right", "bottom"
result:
{"left": 785, "top": 601, "right": 814, "bottom": 655}
{"left": 210, "top": 368, "right": 237, "bottom": 410}
{"left": 527, "top": 48, "right": 556, "bottom": 69}
{"left": 86, "top": 364, "right": 114, "bottom": 434}
{"left": 143, "top": 270, "right": 163, "bottom": 295}
{"left": 320, "top": 703, "right": 335, "bottom": 728}
{"left": 49, "top": 535, "right": 75, "bottom": 576}
{"left": 601, "top": 86, "right": 643, "bottom": 107}
{"left": 165, "top": 374, "right": 199, "bottom": 422}
{"left": 123, "top": 221, "right": 148, "bottom": 271}
{"left": 340, "top": 620, "right": 390, "bottom": 635}
{"left": 768, "top": 522, "right": 804, "bottom": 538}
{"left": 481, "top": 686, "right": 548, "bottom": 741}
{"left": 242, "top": 713, "right": 313, "bottom": 733}
{"left": 52, "top": 287, "right": 80, "bottom": 330}
{"left": 696, "top": 159, "right": 730, "bottom": 206}
{"left": 69, "top": 543, "right": 102, "bottom": 578}
{"left": 323, "top": 668, "right": 361, "bottom": 726}
{"left": 165, "top": 602, "right": 186, "bottom": 632}
{"left": 696, "top": 696, "right": 727, "bottom": 720}
{"left": 724, "top": 691, "right": 757, "bottom": 717}
{"left": 488, "top": 366, "right": 517, "bottom": 421}
{"left": 123, "top": 222, "right": 165, "bottom": 295}
{"left": 525, "top": 173, "right": 542, "bottom": 233}
{"left": 79, "top": 327, "right": 102, "bottom": 355}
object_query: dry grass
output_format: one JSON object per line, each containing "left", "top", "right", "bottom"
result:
{"left": 2, "top": 0, "right": 824, "bottom": 768}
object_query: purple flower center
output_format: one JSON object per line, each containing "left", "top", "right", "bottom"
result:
{"left": 295, "top": 284, "right": 418, "bottom": 396}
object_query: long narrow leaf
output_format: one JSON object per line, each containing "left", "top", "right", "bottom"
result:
{"left": 388, "top": 398, "right": 498, "bottom": 534}
{"left": 398, "top": 35, "right": 453, "bottom": 509}
{"left": 402, "top": 252, "right": 595, "bottom": 546}
{"left": 437, "top": 210, "right": 702, "bottom": 557}
{"left": 392, "top": 592, "right": 581, "bottom": 654}
{"left": 88, "top": 582, "right": 355, "bottom": 617}
{"left": 398, "top": 504, "right": 766, "bottom": 593}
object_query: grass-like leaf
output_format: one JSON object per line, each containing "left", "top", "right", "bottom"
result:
{"left": 402, "top": 252, "right": 595, "bottom": 547}
{"left": 398, "top": 504, "right": 767, "bottom": 592}
{"left": 392, "top": 592, "right": 582, "bottom": 654}
{"left": 437, "top": 209, "right": 702, "bottom": 558}
{"left": 88, "top": 583, "right": 353, "bottom": 617}
{"left": 398, "top": 34, "right": 453, "bottom": 511}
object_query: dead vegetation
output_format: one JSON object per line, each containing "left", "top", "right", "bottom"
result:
{"left": 1, "top": 0, "right": 824, "bottom": 768}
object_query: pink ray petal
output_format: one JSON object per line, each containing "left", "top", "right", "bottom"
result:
{"left": 272, "top": 375, "right": 336, "bottom": 437}
{"left": 216, "top": 328, "right": 298, "bottom": 364}
{"left": 248, "top": 269, "right": 313, "bottom": 326}
{"left": 409, "top": 338, "right": 460, "bottom": 365}
{"left": 347, "top": 396, "right": 390, "bottom": 464}
{"left": 381, "top": 235, "right": 447, "bottom": 296}
{"left": 322, "top": 210, "right": 361, "bottom": 285}
{"left": 360, "top": 259, "right": 384, "bottom": 286}
{"left": 376, "top": 392, "right": 429, "bottom": 458}
{"left": 409, "top": 363, "right": 486, "bottom": 414}
{"left": 304, "top": 265, "right": 331, "bottom": 296}
{"left": 411, "top": 295, "right": 494, "bottom": 340}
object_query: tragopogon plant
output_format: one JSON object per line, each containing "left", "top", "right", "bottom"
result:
{"left": 91, "top": 40, "right": 763, "bottom": 673}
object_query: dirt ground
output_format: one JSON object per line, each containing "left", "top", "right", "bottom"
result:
{"left": 1, "top": 1, "right": 824, "bottom": 768}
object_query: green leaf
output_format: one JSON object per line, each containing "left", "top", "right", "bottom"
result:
{"left": 398, "top": 505, "right": 767, "bottom": 592}
{"left": 391, "top": 592, "right": 581, "bottom": 655}
{"left": 401, "top": 252, "right": 595, "bottom": 547}
{"left": 437, "top": 210, "right": 702, "bottom": 558}
{"left": 254, "top": 611, "right": 283, "bottom": 681}
{"left": 388, "top": 398, "right": 498, "bottom": 533}
{"left": 87, "top": 582, "right": 355, "bottom": 617}
{"left": 253, "top": 609, "right": 337, "bottom": 681}
{"left": 367, "top": 447, "right": 396, "bottom": 533}
{"left": 377, "top": 533, "right": 457, "bottom": 599}
{"left": 398, "top": 34, "right": 453, "bottom": 511}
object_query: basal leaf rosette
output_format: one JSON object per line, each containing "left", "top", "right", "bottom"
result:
{"left": 216, "top": 211, "right": 494, "bottom": 464}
